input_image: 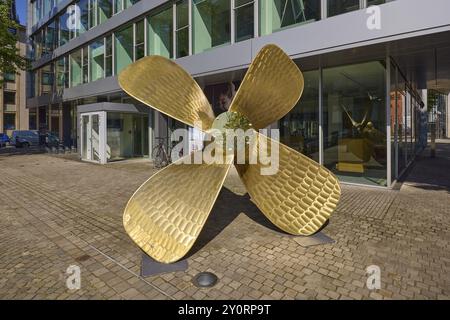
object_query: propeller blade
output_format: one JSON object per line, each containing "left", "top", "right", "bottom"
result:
{"left": 235, "top": 132, "right": 341, "bottom": 235}
{"left": 229, "top": 44, "right": 304, "bottom": 129}
{"left": 123, "top": 152, "right": 234, "bottom": 263}
{"left": 119, "top": 56, "right": 215, "bottom": 130}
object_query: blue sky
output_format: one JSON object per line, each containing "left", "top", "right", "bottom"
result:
{"left": 16, "top": 0, "right": 27, "bottom": 25}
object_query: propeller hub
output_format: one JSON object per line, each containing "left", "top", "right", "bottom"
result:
{"left": 208, "top": 111, "right": 254, "bottom": 155}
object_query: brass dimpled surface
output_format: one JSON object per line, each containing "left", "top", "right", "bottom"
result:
{"left": 236, "top": 132, "right": 341, "bottom": 235}
{"left": 229, "top": 44, "right": 304, "bottom": 130}
{"left": 119, "top": 44, "right": 341, "bottom": 263}
{"left": 118, "top": 55, "right": 215, "bottom": 130}
{"left": 123, "top": 153, "right": 234, "bottom": 264}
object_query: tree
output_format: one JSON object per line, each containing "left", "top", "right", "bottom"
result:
{"left": 0, "top": 0, "right": 28, "bottom": 86}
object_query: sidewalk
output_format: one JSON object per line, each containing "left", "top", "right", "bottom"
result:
{"left": 0, "top": 147, "right": 448, "bottom": 299}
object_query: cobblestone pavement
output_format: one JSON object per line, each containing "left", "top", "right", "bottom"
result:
{"left": 0, "top": 143, "right": 449, "bottom": 300}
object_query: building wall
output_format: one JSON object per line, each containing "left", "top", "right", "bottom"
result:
{"left": 1, "top": 25, "right": 28, "bottom": 135}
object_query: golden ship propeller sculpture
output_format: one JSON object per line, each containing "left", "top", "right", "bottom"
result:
{"left": 118, "top": 44, "right": 341, "bottom": 264}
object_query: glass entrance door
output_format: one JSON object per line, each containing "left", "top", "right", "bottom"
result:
{"left": 81, "top": 112, "right": 105, "bottom": 163}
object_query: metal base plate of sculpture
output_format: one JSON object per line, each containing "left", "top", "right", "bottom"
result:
{"left": 119, "top": 44, "right": 341, "bottom": 264}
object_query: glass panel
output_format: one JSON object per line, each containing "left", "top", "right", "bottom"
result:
{"left": 148, "top": 5, "right": 173, "bottom": 58}
{"left": 83, "top": 46, "right": 89, "bottom": 83}
{"left": 327, "top": 0, "right": 360, "bottom": 17}
{"left": 406, "top": 89, "right": 413, "bottom": 162}
{"left": 135, "top": 20, "right": 145, "bottom": 60}
{"left": 79, "top": 0, "right": 89, "bottom": 34}
{"left": 114, "top": 0, "right": 123, "bottom": 14}
{"left": 280, "top": 70, "right": 319, "bottom": 162}
{"left": 114, "top": 25, "right": 133, "bottom": 74}
{"left": 193, "top": 0, "right": 231, "bottom": 54}
{"left": 389, "top": 63, "right": 397, "bottom": 182}
{"left": 59, "top": 11, "right": 70, "bottom": 46}
{"left": 41, "top": 64, "right": 53, "bottom": 93}
{"left": 45, "top": 20, "right": 56, "bottom": 54}
{"left": 92, "top": 114, "right": 100, "bottom": 161}
{"left": 367, "top": 0, "right": 386, "bottom": 5}
{"left": 124, "top": 0, "right": 139, "bottom": 10}
{"left": 235, "top": 0, "right": 254, "bottom": 42}
{"left": 3, "top": 91, "right": 15, "bottom": 104}
{"left": 82, "top": 115, "right": 89, "bottom": 159}
{"left": 56, "top": 57, "right": 65, "bottom": 93}
{"left": 397, "top": 74, "right": 406, "bottom": 173}
{"left": 3, "top": 73, "right": 15, "bottom": 82}
{"left": 176, "top": 0, "right": 189, "bottom": 58}
{"left": 105, "top": 35, "right": 113, "bottom": 76}
{"left": 70, "top": 49, "right": 82, "bottom": 87}
{"left": 259, "top": 0, "right": 321, "bottom": 36}
{"left": 323, "top": 61, "right": 387, "bottom": 186}
{"left": 3, "top": 113, "right": 16, "bottom": 131}
{"left": 107, "top": 113, "right": 133, "bottom": 161}
{"left": 29, "top": 109, "right": 37, "bottom": 130}
{"left": 89, "top": 0, "right": 97, "bottom": 29}
{"left": 98, "top": 0, "right": 112, "bottom": 24}
{"left": 90, "top": 39, "right": 105, "bottom": 81}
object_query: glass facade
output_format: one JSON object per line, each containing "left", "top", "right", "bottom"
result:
{"left": 29, "top": 0, "right": 431, "bottom": 186}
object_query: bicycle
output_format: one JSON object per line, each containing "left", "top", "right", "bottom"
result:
{"left": 153, "top": 137, "right": 171, "bottom": 169}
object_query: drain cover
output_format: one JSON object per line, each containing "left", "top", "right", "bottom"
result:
{"left": 193, "top": 272, "right": 218, "bottom": 288}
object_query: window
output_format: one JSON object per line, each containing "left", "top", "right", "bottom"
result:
{"left": 176, "top": 0, "right": 190, "bottom": 58}
{"left": 59, "top": 11, "right": 70, "bottom": 46}
{"left": 124, "top": 0, "right": 139, "bottom": 10}
{"left": 114, "top": 25, "right": 133, "bottom": 74}
{"left": 148, "top": 5, "right": 173, "bottom": 58}
{"left": 79, "top": 0, "right": 89, "bottom": 34}
{"left": 134, "top": 20, "right": 145, "bottom": 61}
{"left": 3, "top": 73, "right": 15, "bottom": 82}
{"left": 3, "top": 91, "right": 16, "bottom": 105}
{"left": 3, "top": 113, "right": 15, "bottom": 131}
{"left": 29, "top": 109, "right": 37, "bottom": 130}
{"left": 234, "top": 0, "right": 254, "bottom": 42}
{"left": 367, "top": 0, "right": 386, "bottom": 5}
{"left": 193, "top": 0, "right": 231, "bottom": 54}
{"left": 34, "top": 29, "right": 43, "bottom": 59}
{"left": 260, "top": 0, "right": 321, "bottom": 36}
{"left": 83, "top": 46, "right": 89, "bottom": 84}
{"left": 89, "top": 0, "right": 97, "bottom": 29}
{"left": 280, "top": 70, "right": 319, "bottom": 162}
{"left": 98, "top": 0, "right": 113, "bottom": 24}
{"left": 114, "top": 0, "right": 123, "bottom": 14}
{"left": 56, "top": 57, "right": 66, "bottom": 92}
{"left": 105, "top": 35, "right": 113, "bottom": 77}
{"left": 41, "top": 63, "right": 53, "bottom": 93}
{"left": 327, "top": 0, "right": 360, "bottom": 17}
{"left": 90, "top": 39, "right": 105, "bottom": 81}
{"left": 323, "top": 60, "right": 387, "bottom": 186}
{"left": 70, "top": 49, "right": 82, "bottom": 87}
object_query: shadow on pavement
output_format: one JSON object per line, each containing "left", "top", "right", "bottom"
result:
{"left": 186, "top": 188, "right": 286, "bottom": 259}
{"left": 400, "top": 142, "right": 450, "bottom": 193}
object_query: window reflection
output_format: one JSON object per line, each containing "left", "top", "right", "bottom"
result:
{"left": 323, "top": 61, "right": 387, "bottom": 186}
{"left": 280, "top": 70, "right": 319, "bottom": 162}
